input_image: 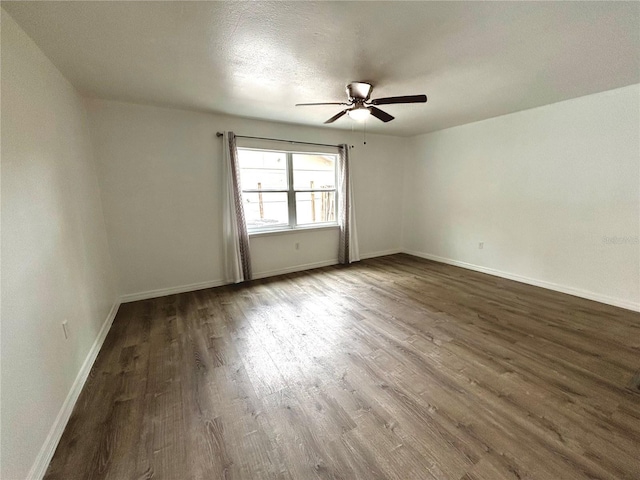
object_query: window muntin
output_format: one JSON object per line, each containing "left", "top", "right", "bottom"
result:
{"left": 238, "top": 148, "right": 338, "bottom": 232}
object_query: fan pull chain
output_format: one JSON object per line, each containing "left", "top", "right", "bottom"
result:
{"left": 363, "top": 118, "right": 367, "bottom": 145}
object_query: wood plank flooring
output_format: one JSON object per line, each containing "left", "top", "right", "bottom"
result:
{"left": 45, "top": 254, "right": 640, "bottom": 480}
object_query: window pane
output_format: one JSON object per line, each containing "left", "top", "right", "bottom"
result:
{"left": 292, "top": 154, "right": 336, "bottom": 190}
{"left": 238, "top": 149, "right": 287, "bottom": 190}
{"left": 242, "top": 192, "right": 288, "bottom": 229}
{"left": 295, "top": 191, "right": 336, "bottom": 225}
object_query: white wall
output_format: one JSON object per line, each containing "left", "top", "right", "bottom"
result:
{"left": 85, "top": 99, "right": 407, "bottom": 299}
{"left": 1, "top": 11, "right": 118, "bottom": 479}
{"left": 403, "top": 84, "right": 640, "bottom": 310}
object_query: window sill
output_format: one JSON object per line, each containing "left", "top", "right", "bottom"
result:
{"left": 248, "top": 224, "right": 339, "bottom": 238}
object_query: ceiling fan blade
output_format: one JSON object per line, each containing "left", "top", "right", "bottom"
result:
{"left": 369, "top": 94, "right": 427, "bottom": 105}
{"left": 296, "top": 102, "right": 349, "bottom": 106}
{"left": 324, "top": 110, "right": 349, "bottom": 124}
{"left": 369, "top": 106, "right": 395, "bottom": 123}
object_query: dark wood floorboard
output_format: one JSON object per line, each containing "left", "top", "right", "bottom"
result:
{"left": 45, "top": 254, "right": 640, "bottom": 480}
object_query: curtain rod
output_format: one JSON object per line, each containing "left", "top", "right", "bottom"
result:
{"left": 216, "top": 132, "right": 352, "bottom": 149}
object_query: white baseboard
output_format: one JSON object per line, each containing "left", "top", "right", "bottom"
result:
{"left": 252, "top": 259, "right": 339, "bottom": 280}
{"left": 120, "top": 262, "right": 341, "bottom": 300}
{"left": 403, "top": 250, "right": 640, "bottom": 312}
{"left": 252, "top": 249, "right": 403, "bottom": 278}
{"left": 27, "top": 298, "right": 122, "bottom": 480}
{"left": 120, "top": 251, "right": 403, "bottom": 302}
{"left": 120, "top": 279, "right": 226, "bottom": 303}
{"left": 359, "top": 248, "right": 402, "bottom": 260}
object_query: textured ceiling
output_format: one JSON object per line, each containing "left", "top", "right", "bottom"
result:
{"left": 3, "top": 1, "right": 639, "bottom": 136}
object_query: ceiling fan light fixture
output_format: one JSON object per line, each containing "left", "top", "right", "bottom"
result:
{"left": 297, "top": 82, "right": 426, "bottom": 124}
{"left": 348, "top": 107, "right": 371, "bottom": 121}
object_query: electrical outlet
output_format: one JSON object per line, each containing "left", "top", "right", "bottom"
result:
{"left": 479, "top": 242, "right": 484, "bottom": 249}
{"left": 62, "top": 320, "right": 70, "bottom": 340}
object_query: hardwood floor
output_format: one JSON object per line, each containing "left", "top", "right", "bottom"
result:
{"left": 45, "top": 254, "right": 640, "bottom": 480}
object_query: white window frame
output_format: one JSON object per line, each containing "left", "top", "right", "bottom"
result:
{"left": 238, "top": 147, "right": 339, "bottom": 234}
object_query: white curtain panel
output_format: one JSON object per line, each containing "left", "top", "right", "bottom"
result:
{"left": 338, "top": 145, "right": 360, "bottom": 264}
{"left": 222, "top": 131, "right": 252, "bottom": 283}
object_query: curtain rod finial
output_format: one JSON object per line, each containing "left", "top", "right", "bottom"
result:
{"left": 216, "top": 132, "right": 224, "bottom": 137}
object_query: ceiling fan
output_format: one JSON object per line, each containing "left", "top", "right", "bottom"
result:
{"left": 295, "top": 82, "right": 427, "bottom": 124}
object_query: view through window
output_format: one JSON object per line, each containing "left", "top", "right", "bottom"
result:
{"left": 238, "top": 148, "right": 338, "bottom": 231}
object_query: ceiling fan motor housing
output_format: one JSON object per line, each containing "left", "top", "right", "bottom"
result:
{"left": 347, "top": 82, "right": 373, "bottom": 101}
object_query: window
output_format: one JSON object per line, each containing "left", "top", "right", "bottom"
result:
{"left": 238, "top": 148, "right": 338, "bottom": 232}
